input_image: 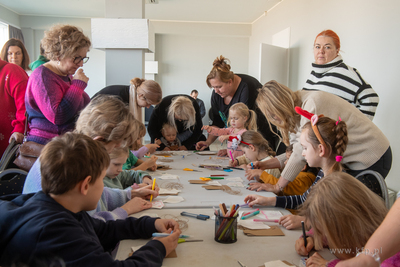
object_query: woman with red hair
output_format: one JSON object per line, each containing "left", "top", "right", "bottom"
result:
{"left": 303, "top": 30, "right": 379, "bottom": 120}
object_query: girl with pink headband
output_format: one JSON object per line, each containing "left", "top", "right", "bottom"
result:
{"left": 244, "top": 107, "right": 348, "bottom": 230}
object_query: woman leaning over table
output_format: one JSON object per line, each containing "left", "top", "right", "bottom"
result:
{"left": 303, "top": 29, "right": 378, "bottom": 120}
{"left": 148, "top": 95, "right": 204, "bottom": 151}
{"left": 195, "top": 55, "right": 282, "bottom": 155}
{"left": 25, "top": 24, "right": 91, "bottom": 145}
{"left": 92, "top": 77, "right": 162, "bottom": 124}
{"left": 251, "top": 80, "right": 391, "bottom": 197}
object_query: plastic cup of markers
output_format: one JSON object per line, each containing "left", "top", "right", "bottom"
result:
{"left": 214, "top": 214, "right": 238, "bottom": 244}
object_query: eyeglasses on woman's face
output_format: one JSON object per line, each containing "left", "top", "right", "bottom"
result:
{"left": 73, "top": 56, "right": 89, "bottom": 64}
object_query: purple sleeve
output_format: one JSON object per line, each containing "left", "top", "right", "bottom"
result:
{"left": 132, "top": 146, "right": 149, "bottom": 158}
{"left": 29, "top": 70, "right": 89, "bottom": 125}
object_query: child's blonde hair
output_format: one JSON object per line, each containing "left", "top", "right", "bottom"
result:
{"left": 300, "top": 172, "right": 387, "bottom": 258}
{"left": 131, "top": 120, "right": 147, "bottom": 150}
{"left": 167, "top": 96, "right": 196, "bottom": 130}
{"left": 227, "top": 103, "right": 257, "bottom": 131}
{"left": 161, "top": 123, "right": 177, "bottom": 135}
{"left": 75, "top": 95, "right": 135, "bottom": 148}
{"left": 303, "top": 116, "right": 348, "bottom": 174}
{"left": 239, "top": 130, "right": 275, "bottom": 157}
{"left": 256, "top": 80, "right": 302, "bottom": 146}
{"left": 109, "top": 146, "right": 130, "bottom": 160}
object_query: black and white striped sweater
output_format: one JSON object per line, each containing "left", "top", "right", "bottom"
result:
{"left": 302, "top": 55, "right": 379, "bottom": 120}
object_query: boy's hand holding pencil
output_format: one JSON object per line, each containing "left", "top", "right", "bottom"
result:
{"left": 154, "top": 219, "right": 181, "bottom": 256}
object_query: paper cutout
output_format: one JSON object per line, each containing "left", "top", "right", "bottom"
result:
{"left": 163, "top": 196, "right": 185, "bottom": 203}
{"left": 202, "top": 185, "right": 231, "bottom": 190}
{"left": 238, "top": 211, "right": 270, "bottom": 230}
{"left": 206, "top": 181, "right": 222, "bottom": 186}
{"left": 159, "top": 188, "right": 181, "bottom": 195}
{"left": 226, "top": 177, "right": 244, "bottom": 182}
{"left": 155, "top": 174, "right": 179, "bottom": 180}
{"left": 226, "top": 182, "right": 244, "bottom": 187}
{"left": 261, "top": 210, "right": 283, "bottom": 221}
{"left": 158, "top": 158, "right": 174, "bottom": 162}
{"left": 189, "top": 180, "right": 208, "bottom": 184}
{"left": 241, "top": 225, "right": 284, "bottom": 236}
{"left": 151, "top": 200, "right": 164, "bottom": 209}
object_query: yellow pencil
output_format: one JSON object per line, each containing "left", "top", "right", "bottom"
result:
{"left": 150, "top": 178, "right": 156, "bottom": 202}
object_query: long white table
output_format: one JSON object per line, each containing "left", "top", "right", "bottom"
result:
{"left": 116, "top": 208, "right": 337, "bottom": 266}
{"left": 150, "top": 152, "right": 276, "bottom": 209}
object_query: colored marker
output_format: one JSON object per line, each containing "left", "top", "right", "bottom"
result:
{"left": 239, "top": 203, "right": 249, "bottom": 207}
{"left": 152, "top": 233, "right": 191, "bottom": 238}
{"left": 253, "top": 219, "right": 279, "bottom": 223}
{"left": 229, "top": 150, "right": 234, "bottom": 161}
{"left": 181, "top": 211, "right": 210, "bottom": 220}
{"left": 251, "top": 162, "right": 254, "bottom": 169}
{"left": 210, "top": 174, "right": 228, "bottom": 177}
{"left": 302, "top": 221, "right": 309, "bottom": 258}
{"left": 243, "top": 208, "right": 259, "bottom": 217}
{"left": 150, "top": 178, "right": 156, "bottom": 202}
{"left": 241, "top": 210, "right": 260, "bottom": 220}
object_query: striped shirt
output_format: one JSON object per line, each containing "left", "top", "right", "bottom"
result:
{"left": 275, "top": 169, "right": 324, "bottom": 209}
{"left": 303, "top": 55, "right": 378, "bottom": 120}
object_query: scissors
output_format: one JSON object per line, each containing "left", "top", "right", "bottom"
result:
{"left": 178, "top": 238, "right": 203, "bottom": 244}
{"left": 183, "top": 168, "right": 202, "bottom": 172}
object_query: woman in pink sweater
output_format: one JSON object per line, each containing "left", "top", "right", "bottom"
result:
{"left": 25, "top": 24, "right": 91, "bottom": 145}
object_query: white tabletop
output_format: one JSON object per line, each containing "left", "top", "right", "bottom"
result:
{"left": 149, "top": 152, "right": 276, "bottom": 209}
{"left": 116, "top": 208, "right": 337, "bottom": 266}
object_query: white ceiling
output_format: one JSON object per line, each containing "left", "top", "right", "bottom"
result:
{"left": 0, "top": 0, "right": 282, "bottom": 24}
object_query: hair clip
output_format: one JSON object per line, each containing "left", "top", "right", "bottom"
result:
{"left": 335, "top": 155, "right": 343, "bottom": 162}
{"left": 336, "top": 116, "right": 342, "bottom": 126}
{"left": 294, "top": 107, "right": 327, "bottom": 149}
{"left": 228, "top": 135, "right": 250, "bottom": 151}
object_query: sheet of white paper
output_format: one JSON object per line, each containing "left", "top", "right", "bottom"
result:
{"left": 227, "top": 182, "right": 244, "bottom": 187}
{"left": 151, "top": 200, "right": 164, "bottom": 209}
{"left": 131, "top": 245, "right": 143, "bottom": 253}
{"left": 159, "top": 188, "right": 181, "bottom": 195}
{"left": 206, "top": 181, "right": 222, "bottom": 186}
{"left": 260, "top": 210, "right": 283, "bottom": 220}
{"left": 226, "top": 177, "right": 243, "bottom": 182}
{"left": 264, "top": 260, "right": 292, "bottom": 267}
{"left": 163, "top": 196, "right": 185, "bottom": 203}
{"left": 155, "top": 173, "right": 179, "bottom": 180}
{"left": 238, "top": 211, "right": 271, "bottom": 229}
{"left": 171, "top": 151, "right": 191, "bottom": 156}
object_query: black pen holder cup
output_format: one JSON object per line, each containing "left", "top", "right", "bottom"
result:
{"left": 214, "top": 214, "right": 238, "bottom": 243}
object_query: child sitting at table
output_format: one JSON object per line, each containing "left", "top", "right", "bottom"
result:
{"left": 155, "top": 123, "right": 182, "bottom": 151}
{"left": 202, "top": 102, "right": 257, "bottom": 159}
{"left": 244, "top": 108, "right": 348, "bottom": 230}
{"left": 0, "top": 132, "right": 181, "bottom": 266}
{"left": 295, "top": 172, "right": 399, "bottom": 267}
{"left": 105, "top": 146, "right": 159, "bottom": 192}
{"left": 246, "top": 143, "right": 317, "bottom": 196}
{"left": 129, "top": 119, "right": 159, "bottom": 159}
{"left": 230, "top": 130, "right": 280, "bottom": 179}
{"left": 124, "top": 120, "right": 158, "bottom": 171}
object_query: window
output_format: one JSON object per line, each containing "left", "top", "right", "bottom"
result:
{"left": 0, "top": 22, "right": 9, "bottom": 49}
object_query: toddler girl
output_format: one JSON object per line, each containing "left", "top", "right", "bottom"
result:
{"left": 244, "top": 107, "right": 348, "bottom": 229}
{"left": 202, "top": 102, "right": 257, "bottom": 159}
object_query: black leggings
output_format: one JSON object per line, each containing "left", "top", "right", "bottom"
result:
{"left": 346, "top": 147, "right": 392, "bottom": 197}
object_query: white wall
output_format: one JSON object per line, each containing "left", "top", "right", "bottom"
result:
{"left": 154, "top": 32, "right": 250, "bottom": 126}
{"left": 249, "top": 0, "right": 400, "bottom": 191}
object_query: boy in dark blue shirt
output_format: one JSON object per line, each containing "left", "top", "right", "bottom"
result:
{"left": 0, "top": 132, "right": 180, "bottom": 266}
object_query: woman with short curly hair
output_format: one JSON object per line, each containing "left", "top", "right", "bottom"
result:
{"left": 25, "top": 24, "right": 91, "bottom": 145}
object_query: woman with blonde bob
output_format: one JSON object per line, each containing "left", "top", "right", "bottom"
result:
{"left": 148, "top": 95, "right": 204, "bottom": 150}
{"left": 251, "top": 80, "right": 391, "bottom": 197}
{"left": 25, "top": 24, "right": 91, "bottom": 145}
{"left": 295, "top": 172, "right": 399, "bottom": 266}
{"left": 93, "top": 77, "right": 162, "bottom": 124}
